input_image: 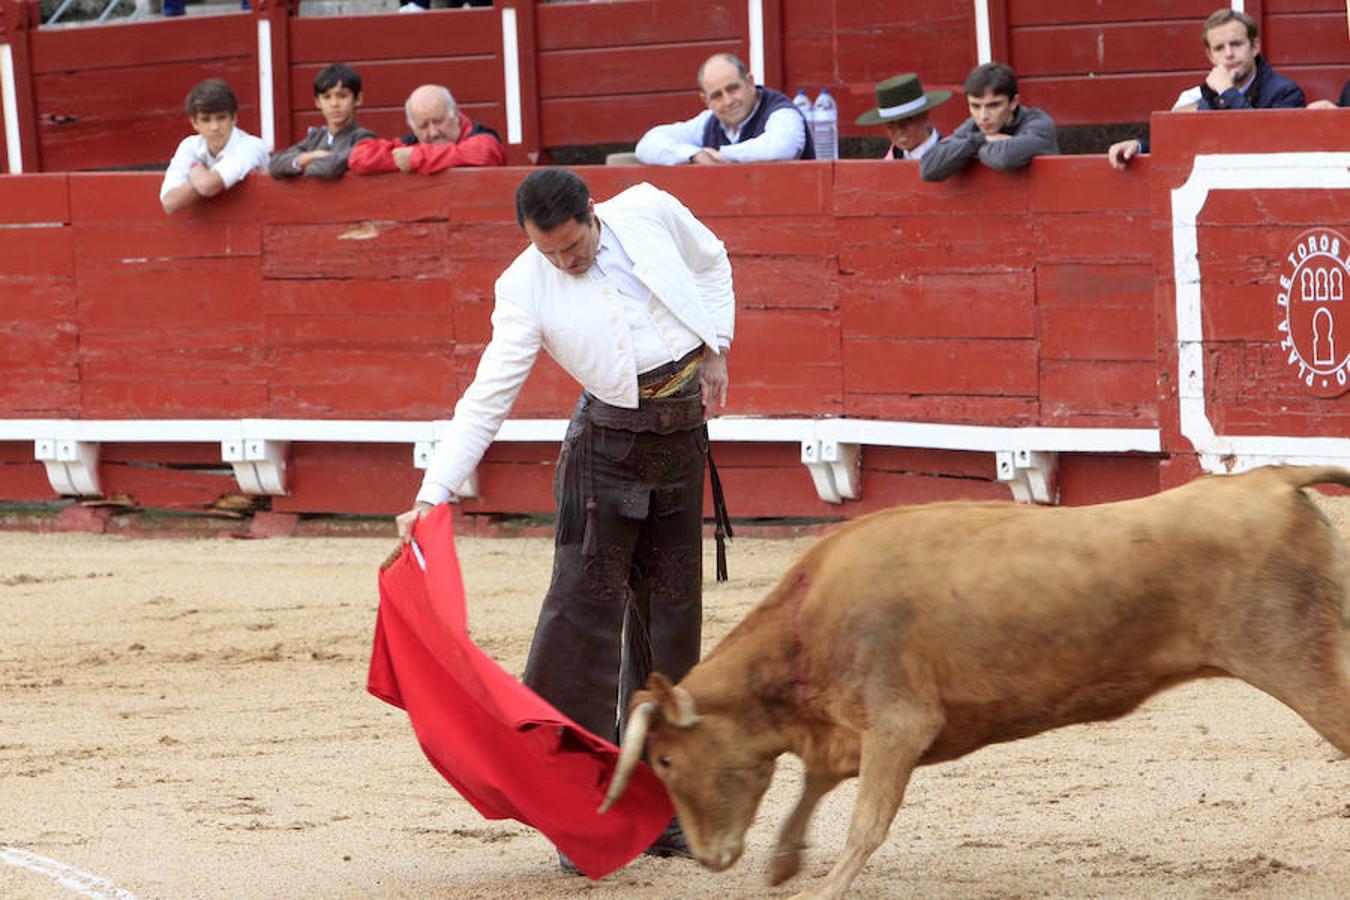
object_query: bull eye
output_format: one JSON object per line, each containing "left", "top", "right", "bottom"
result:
{"left": 657, "top": 756, "right": 672, "bottom": 768}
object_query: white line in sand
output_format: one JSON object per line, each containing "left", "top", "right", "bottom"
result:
{"left": 1, "top": 846, "right": 139, "bottom": 900}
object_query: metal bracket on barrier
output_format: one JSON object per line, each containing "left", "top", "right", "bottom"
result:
{"left": 222, "top": 439, "right": 289, "bottom": 495}
{"left": 34, "top": 439, "right": 101, "bottom": 496}
{"left": 801, "top": 440, "right": 861, "bottom": 504}
{"left": 413, "top": 440, "right": 478, "bottom": 499}
{"left": 996, "top": 450, "right": 1058, "bottom": 504}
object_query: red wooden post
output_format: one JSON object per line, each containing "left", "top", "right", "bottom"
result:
{"left": 498, "top": 0, "right": 542, "bottom": 164}
{"left": 985, "top": 0, "right": 1010, "bottom": 66}
{"left": 0, "top": 0, "right": 40, "bottom": 173}
{"left": 252, "top": 0, "right": 295, "bottom": 152}
{"left": 761, "top": 0, "right": 784, "bottom": 92}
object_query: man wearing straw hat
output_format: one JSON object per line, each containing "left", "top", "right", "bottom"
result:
{"left": 855, "top": 73, "right": 952, "bottom": 161}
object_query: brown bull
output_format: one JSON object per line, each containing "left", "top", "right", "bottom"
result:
{"left": 600, "top": 465, "right": 1350, "bottom": 899}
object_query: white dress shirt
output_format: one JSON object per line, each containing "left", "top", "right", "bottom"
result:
{"left": 592, "top": 221, "right": 702, "bottom": 375}
{"left": 158, "top": 127, "right": 269, "bottom": 202}
{"left": 635, "top": 94, "right": 807, "bottom": 165}
{"left": 417, "top": 183, "right": 734, "bottom": 506}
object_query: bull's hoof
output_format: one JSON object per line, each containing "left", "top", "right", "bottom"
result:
{"left": 768, "top": 845, "right": 804, "bottom": 885}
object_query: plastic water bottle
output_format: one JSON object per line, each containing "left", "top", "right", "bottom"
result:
{"left": 793, "top": 89, "right": 814, "bottom": 133}
{"left": 812, "top": 89, "right": 838, "bottom": 161}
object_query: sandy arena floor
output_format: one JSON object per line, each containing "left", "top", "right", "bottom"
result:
{"left": 2, "top": 499, "right": 1349, "bottom": 899}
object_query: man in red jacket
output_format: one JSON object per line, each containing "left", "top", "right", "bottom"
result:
{"left": 348, "top": 84, "right": 506, "bottom": 174}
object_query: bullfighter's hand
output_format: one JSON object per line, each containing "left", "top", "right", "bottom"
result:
{"left": 396, "top": 501, "right": 434, "bottom": 544}
{"left": 691, "top": 148, "right": 726, "bottom": 165}
{"left": 392, "top": 146, "right": 415, "bottom": 173}
{"left": 701, "top": 350, "right": 729, "bottom": 416}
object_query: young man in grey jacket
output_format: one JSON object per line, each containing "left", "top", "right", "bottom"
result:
{"left": 920, "top": 63, "right": 1058, "bottom": 182}
{"left": 268, "top": 63, "right": 376, "bottom": 180}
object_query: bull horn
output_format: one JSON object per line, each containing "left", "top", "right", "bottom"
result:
{"left": 598, "top": 700, "right": 657, "bottom": 814}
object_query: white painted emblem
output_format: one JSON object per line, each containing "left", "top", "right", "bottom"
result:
{"left": 1277, "top": 228, "right": 1350, "bottom": 397}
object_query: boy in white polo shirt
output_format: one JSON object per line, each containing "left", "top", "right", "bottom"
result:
{"left": 160, "top": 79, "right": 269, "bottom": 215}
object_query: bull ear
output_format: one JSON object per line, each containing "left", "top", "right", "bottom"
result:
{"left": 648, "top": 672, "right": 699, "bottom": 728}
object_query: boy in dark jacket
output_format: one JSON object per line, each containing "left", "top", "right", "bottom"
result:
{"left": 269, "top": 63, "right": 376, "bottom": 180}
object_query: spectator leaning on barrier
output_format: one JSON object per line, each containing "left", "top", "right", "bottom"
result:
{"left": 1108, "top": 8, "right": 1306, "bottom": 169}
{"left": 347, "top": 84, "right": 505, "bottom": 174}
{"left": 855, "top": 72, "right": 951, "bottom": 162}
{"left": 268, "top": 63, "right": 376, "bottom": 180}
{"left": 634, "top": 52, "right": 813, "bottom": 165}
{"left": 159, "top": 79, "right": 269, "bottom": 216}
{"left": 919, "top": 62, "right": 1057, "bottom": 183}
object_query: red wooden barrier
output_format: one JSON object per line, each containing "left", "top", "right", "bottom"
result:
{"left": 1148, "top": 109, "right": 1350, "bottom": 490}
{"left": 29, "top": 12, "right": 258, "bottom": 172}
{"left": 0, "top": 156, "right": 1175, "bottom": 519}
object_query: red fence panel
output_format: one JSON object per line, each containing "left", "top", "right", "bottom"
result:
{"left": 29, "top": 14, "right": 257, "bottom": 172}
{"left": 535, "top": 0, "right": 749, "bottom": 148}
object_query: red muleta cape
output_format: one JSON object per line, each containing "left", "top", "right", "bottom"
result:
{"left": 367, "top": 505, "right": 674, "bottom": 879}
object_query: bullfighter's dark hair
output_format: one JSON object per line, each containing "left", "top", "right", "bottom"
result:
{"left": 314, "top": 63, "right": 363, "bottom": 97}
{"left": 515, "top": 168, "right": 591, "bottom": 232}
{"left": 963, "top": 62, "right": 1018, "bottom": 100}
{"left": 1202, "top": 8, "right": 1258, "bottom": 45}
{"left": 185, "top": 79, "right": 239, "bottom": 118}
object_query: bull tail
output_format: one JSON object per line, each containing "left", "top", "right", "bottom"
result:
{"left": 1273, "top": 465, "right": 1350, "bottom": 492}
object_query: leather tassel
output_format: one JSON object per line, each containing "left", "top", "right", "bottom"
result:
{"left": 582, "top": 496, "right": 598, "bottom": 558}
{"left": 706, "top": 427, "right": 732, "bottom": 581}
{"left": 715, "top": 524, "right": 728, "bottom": 582}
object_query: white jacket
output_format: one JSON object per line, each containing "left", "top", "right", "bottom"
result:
{"left": 417, "top": 182, "right": 735, "bottom": 506}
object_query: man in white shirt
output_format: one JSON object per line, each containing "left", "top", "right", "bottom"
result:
{"left": 160, "top": 79, "right": 269, "bottom": 215}
{"left": 396, "top": 168, "right": 734, "bottom": 866}
{"left": 635, "top": 53, "right": 812, "bottom": 165}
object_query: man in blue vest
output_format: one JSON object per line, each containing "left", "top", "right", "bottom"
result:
{"left": 635, "top": 53, "right": 814, "bottom": 165}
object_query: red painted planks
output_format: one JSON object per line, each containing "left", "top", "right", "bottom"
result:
{"left": 1040, "top": 305, "right": 1156, "bottom": 362}
{"left": 841, "top": 271, "right": 1036, "bottom": 340}
{"left": 1039, "top": 360, "right": 1159, "bottom": 426}
{"left": 843, "top": 337, "right": 1038, "bottom": 396}
{"left": 536, "top": 0, "right": 744, "bottom": 50}
{"left": 1008, "top": 1, "right": 1215, "bottom": 27}
{"left": 536, "top": 43, "right": 719, "bottom": 99}
{"left": 1055, "top": 454, "right": 1160, "bottom": 506}
{"left": 0, "top": 173, "right": 68, "bottom": 223}
{"left": 288, "top": 10, "right": 500, "bottom": 63}
{"left": 74, "top": 222, "right": 261, "bottom": 263}
{"left": 0, "top": 226, "right": 73, "bottom": 275}
{"left": 34, "top": 58, "right": 258, "bottom": 172}
{"left": 833, "top": 160, "right": 1030, "bottom": 218}
{"left": 70, "top": 172, "right": 262, "bottom": 224}
{"left": 28, "top": 15, "right": 254, "bottom": 74}
{"left": 261, "top": 222, "right": 454, "bottom": 281}
{"left": 1035, "top": 264, "right": 1155, "bottom": 309}
{"left": 539, "top": 93, "right": 700, "bottom": 146}
{"left": 732, "top": 255, "right": 836, "bottom": 310}
{"left": 1263, "top": 9, "right": 1350, "bottom": 65}
{"left": 1011, "top": 21, "right": 1198, "bottom": 78}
